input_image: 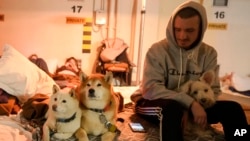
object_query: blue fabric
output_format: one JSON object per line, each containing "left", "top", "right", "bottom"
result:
{"left": 229, "top": 86, "right": 250, "bottom": 96}
{"left": 0, "top": 89, "right": 9, "bottom": 103}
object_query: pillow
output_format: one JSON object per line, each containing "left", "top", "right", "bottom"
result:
{"left": 45, "top": 58, "right": 58, "bottom": 74}
{"left": 0, "top": 44, "right": 57, "bottom": 103}
{"left": 58, "top": 70, "right": 77, "bottom": 76}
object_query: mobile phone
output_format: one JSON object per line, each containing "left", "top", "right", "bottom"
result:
{"left": 129, "top": 122, "right": 146, "bottom": 132}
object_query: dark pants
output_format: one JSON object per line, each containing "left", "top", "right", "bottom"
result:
{"left": 136, "top": 98, "right": 248, "bottom": 141}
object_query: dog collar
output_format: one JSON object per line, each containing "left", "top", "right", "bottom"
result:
{"left": 56, "top": 112, "right": 76, "bottom": 123}
{"left": 89, "top": 108, "right": 104, "bottom": 113}
{"left": 88, "top": 101, "right": 112, "bottom": 113}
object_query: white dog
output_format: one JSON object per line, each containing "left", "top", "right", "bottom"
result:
{"left": 180, "top": 70, "right": 224, "bottom": 141}
{"left": 43, "top": 85, "right": 87, "bottom": 141}
{"left": 180, "top": 70, "right": 216, "bottom": 109}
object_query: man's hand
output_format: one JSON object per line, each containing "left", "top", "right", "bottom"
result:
{"left": 190, "top": 101, "right": 207, "bottom": 128}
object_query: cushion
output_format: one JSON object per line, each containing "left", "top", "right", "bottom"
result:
{"left": 0, "top": 44, "right": 57, "bottom": 103}
{"left": 46, "top": 58, "right": 58, "bottom": 74}
{"left": 104, "top": 62, "right": 129, "bottom": 72}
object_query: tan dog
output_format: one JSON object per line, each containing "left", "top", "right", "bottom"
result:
{"left": 76, "top": 72, "right": 119, "bottom": 141}
{"left": 180, "top": 70, "right": 216, "bottom": 109}
{"left": 43, "top": 85, "right": 87, "bottom": 141}
{"left": 180, "top": 70, "right": 224, "bottom": 141}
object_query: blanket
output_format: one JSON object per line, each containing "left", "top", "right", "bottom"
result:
{"left": 53, "top": 73, "right": 80, "bottom": 88}
{"left": 52, "top": 58, "right": 81, "bottom": 88}
{"left": 21, "top": 93, "right": 49, "bottom": 124}
{"left": 18, "top": 93, "right": 50, "bottom": 141}
{"left": 0, "top": 89, "right": 9, "bottom": 103}
{"left": 0, "top": 90, "right": 20, "bottom": 116}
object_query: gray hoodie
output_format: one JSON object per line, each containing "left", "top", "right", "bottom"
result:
{"left": 140, "top": 1, "right": 221, "bottom": 109}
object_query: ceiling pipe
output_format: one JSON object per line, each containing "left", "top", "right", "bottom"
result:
{"left": 129, "top": 0, "right": 138, "bottom": 63}
{"left": 106, "top": 0, "right": 111, "bottom": 39}
{"left": 113, "top": 0, "right": 118, "bottom": 39}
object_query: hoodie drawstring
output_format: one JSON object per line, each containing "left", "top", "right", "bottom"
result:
{"left": 177, "top": 48, "right": 182, "bottom": 89}
{"left": 178, "top": 49, "right": 197, "bottom": 89}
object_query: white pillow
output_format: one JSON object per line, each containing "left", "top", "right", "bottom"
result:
{"left": 0, "top": 44, "right": 57, "bottom": 103}
{"left": 45, "top": 58, "right": 58, "bottom": 74}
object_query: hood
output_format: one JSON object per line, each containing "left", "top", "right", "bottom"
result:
{"left": 166, "top": 1, "right": 207, "bottom": 50}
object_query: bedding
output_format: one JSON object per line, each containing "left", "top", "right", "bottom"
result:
{"left": 52, "top": 57, "right": 81, "bottom": 89}
{"left": 0, "top": 92, "right": 20, "bottom": 116}
{"left": 219, "top": 73, "right": 250, "bottom": 124}
{"left": 220, "top": 72, "right": 250, "bottom": 98}
{"left": 29, "top": 54, "right": 51, "bottom": 76}
{"left": 45, "top": 58, "right": 58, "bottom": 74}
{"left": 0, "top": 44, "right": 55, "bottom": 141}
{"left": 0, "top": 115, "right": 33, "bottom": 141}
{"left": 0, "top": 44, "right": 56, "bottom": 104}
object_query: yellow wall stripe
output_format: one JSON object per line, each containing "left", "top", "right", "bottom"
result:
{"left": 82, "top": 18, "right": 92, "bottom": 53}
{"left": 82, "top": 36, "right": 92, "bottom": 40}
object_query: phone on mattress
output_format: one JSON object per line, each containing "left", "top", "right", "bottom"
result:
{"left": 129, "top": 122, "right": 146, "bottom": 132}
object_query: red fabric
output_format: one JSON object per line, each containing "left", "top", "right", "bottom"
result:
{"left": 0, "top": 95, "right": 20, "bottom": 115}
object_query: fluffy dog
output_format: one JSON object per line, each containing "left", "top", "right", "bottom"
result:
{"left": 180, "top": 70, "right": 224, "bottom": 141}
{"left": 76, "top": 72, "right": 119, "bottom": 141}
{"left": 43, "top": 85, "right": 87, "bottom": 141}
{"left": 180, "top": 70, "right": 216, "bottom": 109}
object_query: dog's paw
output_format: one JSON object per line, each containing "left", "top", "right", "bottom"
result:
{"left": 53, "top": 133, "right": 73, "bottom": 140}
{"left": 101, "top": 132, "right": 116, "bottom": 141}
{"left": 75, "top": 128, "right": 89, "bottom": 141}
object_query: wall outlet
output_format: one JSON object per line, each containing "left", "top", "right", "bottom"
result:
{"left": 94, "top": 10, "right": 106, "bottom": 25}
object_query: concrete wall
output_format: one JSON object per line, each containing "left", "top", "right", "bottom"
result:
{"left": 1, "top": 0, "right": 249, "bottom": 84}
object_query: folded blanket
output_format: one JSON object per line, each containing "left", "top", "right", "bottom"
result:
{"left": 0, "top": 95, "right": 20, "bottom": 115}
{"left": 22, "top": 93, "right": 49, "bottom": 121}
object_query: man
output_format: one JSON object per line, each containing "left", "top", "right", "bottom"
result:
{"left": 133, "top": 1, "right": 249, "bottom": 141}
{"left": 29, "top": 54, "right": 51, "bottom": 76}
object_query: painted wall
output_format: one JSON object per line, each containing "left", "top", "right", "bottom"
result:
{"left": 0, "top": 0, "right": 159, "bottom": 84}
{"left": 1, "top": 0, "right": 250, "bottom": 84}
{"left": 158, "top": 0, "right": 250, "bottom": 77}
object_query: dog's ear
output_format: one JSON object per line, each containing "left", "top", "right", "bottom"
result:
{"left": 200, "top": 70, "right": 215, "bottom": 85}
{"left": 104, "top": 71, "right": 113, "bottom": 84}
{"left": 79, "top": 71, "right": 88, "bottom": 82}
{"left": 69, "top": 88, "right": 76, "bottom": 98}
{"left": 52, "top": 84, "right": 60, "bottom": 94}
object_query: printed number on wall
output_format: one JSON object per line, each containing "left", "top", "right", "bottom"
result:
{"left": 72, "top": 5, "right": 82, "bottom": 13}
{"left": 214, "top": 11, "right": 225, "bottom": 19}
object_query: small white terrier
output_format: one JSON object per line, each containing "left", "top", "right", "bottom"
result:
{"left": 180, "top": 70, "right": 224, "bottom": 141}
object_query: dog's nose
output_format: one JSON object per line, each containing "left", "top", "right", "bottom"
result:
{"left": 88, "top": 88, "right": 95, "bottom": 97}
{"left": 200, "top": 98, "right": 207, "bottom": 103}
{"left": 52, "top": 105, "right": 57, "bottom": 111}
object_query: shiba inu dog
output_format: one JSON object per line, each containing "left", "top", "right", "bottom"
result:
{"left": 77, "top": 72, "right": 119, "bottom": 141}
{"left": 43, "top": 85, "right": 87, "bottom": 141}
